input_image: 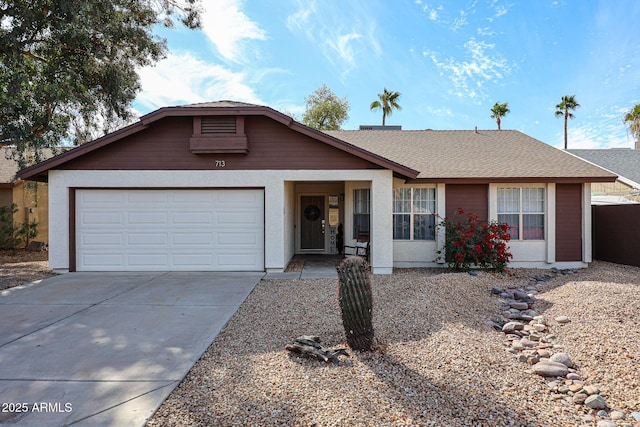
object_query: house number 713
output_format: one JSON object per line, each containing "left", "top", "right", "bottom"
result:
{"left": 215, "top": 160, "right": 226, "bottom": 167}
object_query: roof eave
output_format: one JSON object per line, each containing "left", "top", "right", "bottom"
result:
{"left": 16, "top": 122, "right": 149, "bottom": 182}
{"left": 407, "top": 175, "right": 619, "bottom": 184}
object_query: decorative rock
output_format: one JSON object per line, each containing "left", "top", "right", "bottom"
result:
{"left": 555, "top": 315, "right": 571, "bottom": 324}
{"left": 573, "top": 393, "right": 588, "bottom": 404}
{"left": 596, "top": 410, "right": 609, "bottom": 417}
{"left": 584, "top": 394, "right": 608, "bottom": 410}
{"left": 569, "top": 384, "right": 583, "bottom": 393}
{"left": 550, "top": 352, "right": 573, "bottom": 368}
{"left": 533, "top": 315, "right": 547, "bottom": 324}
{"left": 502, "top": 321, "right": 525, "bottom": 332}
{"left": 491, "top": 286, "right": 504, "bottom": 294}
{"left": 520, "top": 338, "right": 537, "bottom": 348}
{"left": 509, "top": 301, "right": 529, "bottom": 310}
{"left": 532, "top": 323, "right": 547, "bottom": 332}
{"left": 583, "top": 385, "right": 600, "bottom": 395}
{"left": 533, "top": 360, "right": 569, "bottom": 377}
{"left": 537, "top": 349, "right": 551, "bottom": 358}
{"left": 567, "top": 372, "right": 582, "bottom": 381}
{"left": 597, "top": 421, "right": 617, "bottom": 427}
{"left": 513, "top": 290, "right": 529, "bottom": 300}
{"left": 611, "top": 411, "right": 625, "bottom": 420}
{"left": 632, "top": 413, "right": 640, "bottom": 421}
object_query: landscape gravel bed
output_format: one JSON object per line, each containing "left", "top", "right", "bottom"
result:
{"left": 0, "top": 249, "right": 54, "bottom": 291}
{"left": 147, "top": 261, "right": 640, "bottom": 427}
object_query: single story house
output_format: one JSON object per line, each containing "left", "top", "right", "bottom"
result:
{"left": 567, "top": 149, "right": 640, "bottom": 204}
{"left": 0, "top": 147, "right": 49, "bottom": 246}
{"left": 17, "top": 101, "right": 617, "bottom": 274}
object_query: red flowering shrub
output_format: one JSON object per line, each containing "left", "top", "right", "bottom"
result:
{"left": 436, "top": 208, "right": 512, "bottom": 272}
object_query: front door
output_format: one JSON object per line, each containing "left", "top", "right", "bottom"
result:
{"left": 300, "top": 195, "right": 325, "bottom": 251}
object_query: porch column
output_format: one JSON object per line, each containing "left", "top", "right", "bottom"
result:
{"left": 370, "top": 171, "right": 394, "bottom": 274}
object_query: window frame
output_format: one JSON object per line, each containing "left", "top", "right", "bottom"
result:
{"left": 352, "top": 188, "right": 370, "bottom": 239}
{"left": 497, "top": 186, "right": 546, "bottom": 241}
{"left": 392, "top": 187, "right": 436, "bottom": 241}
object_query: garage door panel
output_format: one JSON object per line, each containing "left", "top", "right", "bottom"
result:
{"left": 81, "top": 254, "right": 124, "bottom": 268}
{"left": 76, "top": 189, "right": 264, "bottom": 271}
{"left": 217, "top": 252, "right": 262, "bottom": 269}
{"left": 127, "top": 212, "right": 168, "bottom": 224}
{"left": 82, "top": 233, "right": 124, "bottom": 246}
{"left": 172, "top": 191, "right": 215, "bottom": 203}
{"left": 127, "top": 191, "right": 169, "bottom": 203}
{"left": 82, "top": 212, "right": 123, "bottom": 225}
{"left": 173, "top": 233, "right": 212, "bottom": 245}
{"left": 172, "top": 212, "right": 213, "bottom": 224}
{"left": 172, "top": 254, "right": 215, "bottom": 267}
{"left": 217, "top": 211, "right": 261, "bottom": 225}
{"left": 128, "top": 233, "right": 168, "bottom": 246}
{"left": 217, "top": 232, "right": 259, "bottom": 246}
{"left": 80, "top": 191, "right": 123, "bottom": 204}
{"left": 127, "top": 253, "right": 170, "bottom": 267}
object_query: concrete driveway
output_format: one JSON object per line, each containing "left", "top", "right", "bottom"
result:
{"left": 0, "top": 271, "right": 263, "bottom": 426}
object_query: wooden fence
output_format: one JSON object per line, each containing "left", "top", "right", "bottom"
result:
{"left": 592, "top": 204, "right": 640, "bottom": 267}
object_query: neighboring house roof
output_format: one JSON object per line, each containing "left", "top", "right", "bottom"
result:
{"left": 567, "top": 149, "right": 640, "bottom": 188}
{"left": 326, "top": 129, "right": 617, "bottom": 183}
{"left": 15, "top": 101, "right": 617, "bottom": 184}
{"left": 1, "top": 147, "right": 62, "bottom": 187}
{"left": 0, "top": 147, "right": 19, "bottom": 187}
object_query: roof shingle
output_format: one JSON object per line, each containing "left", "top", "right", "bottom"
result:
{"left": 326, "top": 129, "right": 617, "bottom": 181}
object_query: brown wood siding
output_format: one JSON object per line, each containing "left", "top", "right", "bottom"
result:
{"left": 592, "top": 204, "right": 640, "bottom": 267}
{"left": 61, "top": 116, "right": 380, "bottom": 171}
{"left": 445, "top": 184, "right": 489, "bottom": 221}
{"left": 555, "top": 184, "right": 582, "bottom": 261}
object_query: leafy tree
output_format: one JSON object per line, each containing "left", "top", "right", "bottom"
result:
{"left": 554, "top": 95, "right": 580, "bottom": 149}
{"left": 301, "top": 84, "right": 350, "bottom": 130}
{"left": 370, "top": 88, "right": 401, "bottom": 126}
{"left": 0, "top": 0, "right": 201, "bottom": 167}
{"left": 623, "top": 103, "right": 640, "bottom": 146}
{"left": 490, "top": 102, "right": 510, "bottom": 130}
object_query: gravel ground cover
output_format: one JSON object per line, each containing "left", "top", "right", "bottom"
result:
{"left": 147, "top": 261, "right": 640, "bottom": 427}
{"left": 0, "top": 249, "right": 54, "bottom": 290}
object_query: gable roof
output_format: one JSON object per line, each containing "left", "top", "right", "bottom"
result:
{"left": 14, "top": 101, "right": 616, "bottom": 184}
{"left": 326, "top": 129, "right": 618, "bottom": 183}
{"left": 567, "top": 149, "right": 640, "bottom": 188}
{"left": 16, "top": 101, "right": 419, "bottom": 182}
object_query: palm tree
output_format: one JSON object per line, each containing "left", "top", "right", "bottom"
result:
{"left": 370, "top": 88, "right": 401, "bottom": 126}
{"left": 623, "top": 103, "right": 640, "bottom": 147}
{"left": 555, "top": 95, "right": 580, "bottom": 149}
{"left": 490, "top": 102, "right": 510, "bottom": 130}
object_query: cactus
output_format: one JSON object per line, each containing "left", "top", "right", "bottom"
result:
{"left": 336, "top": 256, "right": 374, "bottom": 351}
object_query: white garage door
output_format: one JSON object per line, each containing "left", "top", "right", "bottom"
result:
{"left": 76, "top": 189, "right": 264, "bottom": 271}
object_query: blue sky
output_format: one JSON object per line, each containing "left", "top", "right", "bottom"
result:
{"left": 133, "top": 0, "right": 640, "bottom": 149}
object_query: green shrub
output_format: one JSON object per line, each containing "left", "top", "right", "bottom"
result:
{"left": 0, "top": 204, "right": 38, "bottom": 250}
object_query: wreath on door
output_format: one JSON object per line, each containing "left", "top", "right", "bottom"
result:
{"left": 304, "top": 205, "right": 321, "bottom": 221}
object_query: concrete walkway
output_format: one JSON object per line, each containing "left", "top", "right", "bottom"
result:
{"left": 0, "top": 271, "right": 262, "bottom": 426}
{"left": 263, "top": 255, "right": 340, "bottom": 280}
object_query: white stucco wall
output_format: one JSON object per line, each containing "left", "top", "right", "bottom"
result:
{"left": 48, "top": 169, "right": 394, "bottom": 273}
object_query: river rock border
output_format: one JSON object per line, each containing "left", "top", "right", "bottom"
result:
{"left": 487, "top": 269, "right": 640, "bottom": 427}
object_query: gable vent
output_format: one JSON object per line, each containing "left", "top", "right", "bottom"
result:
{"left": 202, "top": 117, "right": 237, "bottom": 134}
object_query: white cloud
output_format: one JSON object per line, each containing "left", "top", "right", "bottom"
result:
{"left": 201, "top": 0, "right": 267, "bottom": 63}
{"left": 136, "top": 52, "right": 262, "bottom": 111}
{"left": 286, "top": 1, "right": 381, "bottom": 78}
{"left": 425, "top": 37, "right": 514, "bottom": 101}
